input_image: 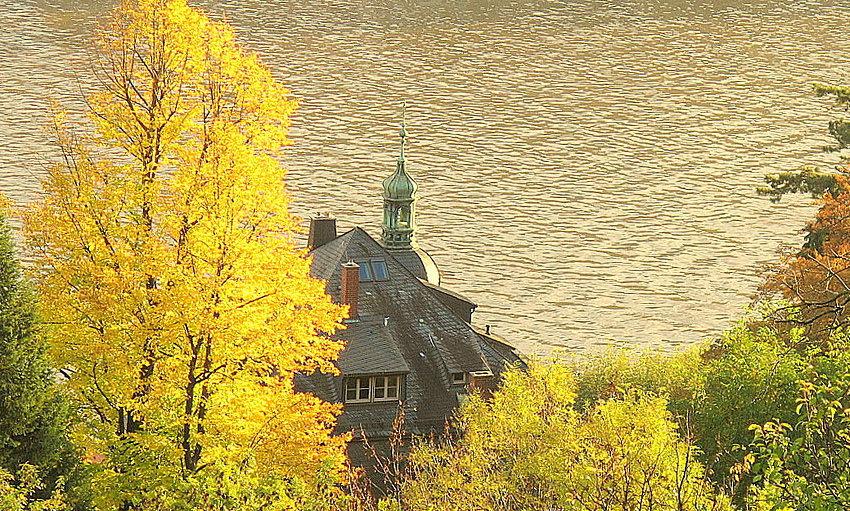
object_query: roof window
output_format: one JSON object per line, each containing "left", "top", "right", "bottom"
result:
{"left": 354, "top": 259, "right": 389, "bottom": 282}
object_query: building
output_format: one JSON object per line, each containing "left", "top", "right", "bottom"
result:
{"left": 295, "top": 118, "right": 524, "bottom": 470}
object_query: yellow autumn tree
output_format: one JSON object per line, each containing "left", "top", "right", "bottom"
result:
{"left": 25, "top": 0, "right": 348, "bottom": 508}
{"left": 397, "top": 364, "right": 734, "bottom": 511}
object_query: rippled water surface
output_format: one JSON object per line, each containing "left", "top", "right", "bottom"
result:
{"left": 2, "top": 0, "right": 848, "bottom": 354}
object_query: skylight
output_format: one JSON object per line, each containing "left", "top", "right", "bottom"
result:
{"left": 354, "top": 259, "right": 389, "bottom": 282}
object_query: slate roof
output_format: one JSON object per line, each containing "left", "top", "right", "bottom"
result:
{"left": 389, "top": 247, "right": 441, "bottom": 285}
{"left": 298, "top": 227, "right": 524, "bottom": 441}
{"left": 335, "top": 317, "right": 409, "bottom": 376}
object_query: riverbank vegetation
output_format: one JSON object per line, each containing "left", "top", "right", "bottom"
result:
{"left": 368, "top": 318, "right": 850, "bottom": 511}
{"left": 3, "top": 0, "right": 850, "bottom": 509}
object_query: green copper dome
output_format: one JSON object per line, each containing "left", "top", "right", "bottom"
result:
{"left": 382, "top": 164, "right": 417, "bottom": 200}
{"left": 381, "top": 124, "right": 417, "bottom": 200}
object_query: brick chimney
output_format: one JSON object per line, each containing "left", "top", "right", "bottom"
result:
{"left": 468, "top": 370, "right": 495, "bottom": 399}
{"left": 308, "top": 214, "right": 337, "bottom": 250}
{"left": 341, "top": 261, "right": 360, "bottom": 321}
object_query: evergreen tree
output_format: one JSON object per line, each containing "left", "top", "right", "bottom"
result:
{"left": 0, "top": 197, "right": 74, "bottom": 503}
{"left": 759, "top": 84, "right": 850, "bottom": 339}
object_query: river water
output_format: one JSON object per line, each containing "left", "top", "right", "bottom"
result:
{"left": 1, "top": 0, "right": 847, "bottom": 354}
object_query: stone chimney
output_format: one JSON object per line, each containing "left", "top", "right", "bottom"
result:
{"left": 308, "top": 214, "right": 337, "bottom": 250}
{"left": 468, "top": 370, "right": 495, "bottom": 399}
{"left": 341, "top": 261, "right": 360, "bottom": 321}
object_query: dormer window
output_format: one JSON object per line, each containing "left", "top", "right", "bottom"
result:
{"left": 344, "top": 377, "right": 372, "bottom": 403}
{"left": 451, "top": 372, "right": 467, "bottom": 385}
{"left": 344, "top": 374, "right": 403, "bottom": 403}
{"left": 374, "top": 375, "right": 400, "bottom": 401}
{"left": 354, "top": 259, "right": 389, "bottom": 282}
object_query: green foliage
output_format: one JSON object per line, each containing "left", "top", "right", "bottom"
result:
{"left": 694, "top": 324, "right": 805, "bottom": 488}
{"left": 0, "top": 205, "right": 44, "bottom": 458}
{"left": 747, "top": 359, "right": 850, "bottom": 511}
{"left": 0, "top": 202, "right": 77, "bottom": 505}
{"left": 569, "top": 319, "right": 808, "bottom": 504}
{"left": 573, "top": 346, "right": 705, "bottom": 415}
{"left": 758, "top": 83, "right": 850, "bottom": 203}
{"left": 0, "top": 464, "right": 69, "bottom": 511}
{"left": 814, "top": 83, "right": 850, "bottom": 154}
{"left": 757, "top": 167, "right": 840, "bottom": 203}
{"left": 398, "top": 363, "right": 733, "bottom": 511}
{"left": 81, "top": 452, "right": 349, "bottom": 511}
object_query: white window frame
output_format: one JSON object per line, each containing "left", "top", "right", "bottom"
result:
{"left": 344, "top": 375, "right": 402, "bottom": 403}
{"left": 344, "top": 376, "right": 372, "bottom": 403}
{"left": 373, "top": 375, "right": 400, "bottom": 402}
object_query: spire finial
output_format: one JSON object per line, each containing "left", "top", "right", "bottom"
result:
{"left": 398, "top": 100, "right": 407, "bottom": 163}
{"left": 381, "top": 101, "right": 418, "bottom": 250}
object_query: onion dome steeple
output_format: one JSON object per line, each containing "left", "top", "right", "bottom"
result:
{"left": 380, "top": 103, "right": 418, "bottom": 249}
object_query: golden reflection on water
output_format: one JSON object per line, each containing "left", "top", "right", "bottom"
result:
{"left": 1, "top": 0, "right": 842, "bottom": 353}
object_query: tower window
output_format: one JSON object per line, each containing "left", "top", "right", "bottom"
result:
{"left": 398, "top": 206, "right": 410, "bottom": 228}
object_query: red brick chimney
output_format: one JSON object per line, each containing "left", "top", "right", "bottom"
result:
{"left": 341, "top": 261, "right": 360, "bottom": 321}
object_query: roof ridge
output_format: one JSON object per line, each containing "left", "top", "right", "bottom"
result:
{"left": 308, "top": 227, "right": 357, "bottom": 255}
